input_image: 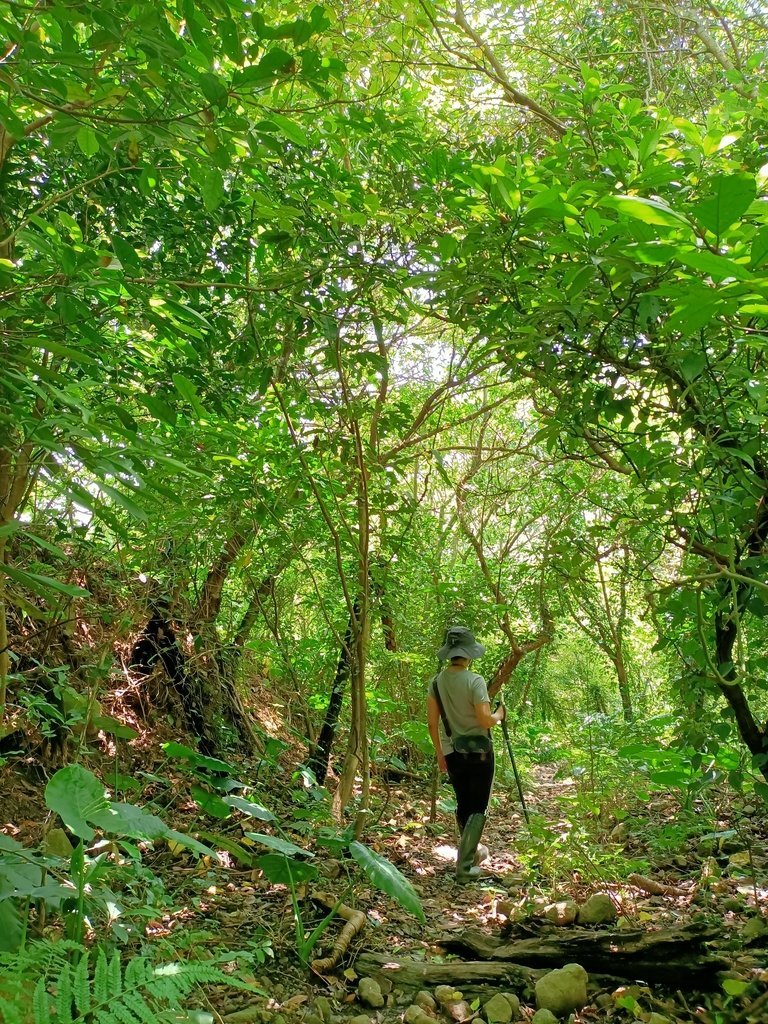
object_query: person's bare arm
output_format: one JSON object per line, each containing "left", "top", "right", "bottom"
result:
{"left": 427, "top": 695, "right": 447, "bottom": 772}
{"left": 475, "top": 701, "right": 506, "bottom": 730}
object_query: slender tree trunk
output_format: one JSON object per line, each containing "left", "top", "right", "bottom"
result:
{"left": 193, "top": 531, "right": 246, "bottom": 630}
{"left": 614, "top": 651, "right": 633, "bottom": 722}
{"left": 307, "top": 603, "right": 357, "bottom": 786}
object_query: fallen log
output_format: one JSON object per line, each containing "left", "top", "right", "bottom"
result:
{"left": 441, "top": 923, "right": 728, "bottom": 987}
{"left": 354, "top": 952, "right": 543, "bottom": 991}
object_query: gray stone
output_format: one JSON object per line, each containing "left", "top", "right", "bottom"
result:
{"left": 403, "top": 1006, "right": 432, "bottom": 1024}
{"left": 610, "top": 821, "right": 629, "bottom": 843}
{"left": 434, "top": 987, "right": 462, "bottom": 1006}
{"left": 501, "top": 994, "right": 521, "bottom": 1019}
{"left": 414, "top": 992, "right": 436, "bottom": 1012}
{"left": 576, "top": 893, "right": 616, "bottom": 925}
{"left": 543, "top": 900, "right": 578, "bottom": 927}
{"left": 358, "top": 978, "right": 384, "bottom": 1009}
{"left": 535, "top": 963, "right": 589, "bottom": 1017}
{"left": 531, "top": 1011, "right": 558, "bottom": 1024}
{"left": 483, "top": 993, "right": 513, "bottom": 1023}
{"left": 313, "top": 999, "right": 332, "bottom": 1024}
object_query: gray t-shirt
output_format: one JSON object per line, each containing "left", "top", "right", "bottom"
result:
{"left": 429, "top": 668, "right": 490, "bottom": 754}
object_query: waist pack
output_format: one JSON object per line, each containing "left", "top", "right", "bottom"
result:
{"left": 453, "top": 733, "right": 493, "bottom": 755}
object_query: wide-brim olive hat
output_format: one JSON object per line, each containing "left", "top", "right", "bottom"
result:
{"left": 437, "top": 625, "right": 485, "bottom": 661}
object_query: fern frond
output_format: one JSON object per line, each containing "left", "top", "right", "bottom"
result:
{"left": 107, "top": 950, "right": 122, "bottom": 996}
{"left": 122, "top": 990, "right": 157, "bottom": 1024}
{"left": 33, "top": 977, "right": 51, "bottom": 1024}
{"left": 93, "top": 949, "right": 110, "bottom": 1005}
{"left": 0, "top": 994, "right": 26, "bottom": 1024}
{"left": 72, "top": 954, "right": 90, "bottom": 1016}
{"left": 55, "top": 963, "right": 73, "bottom": 1024}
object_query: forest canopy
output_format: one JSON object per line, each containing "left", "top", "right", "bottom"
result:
{"left": 2, "top": 0, "right": 768, "bottom": 846}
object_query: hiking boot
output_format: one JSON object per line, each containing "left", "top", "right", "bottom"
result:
{"left": 456, "top": 813, "right": 486, "bottom": 883}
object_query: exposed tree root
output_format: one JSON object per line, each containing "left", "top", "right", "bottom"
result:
{"left": 627, "top": 872, "right": 691, "bottom": 897}
{"left": 310, "top": 892, "right": 367, "bottom": 974}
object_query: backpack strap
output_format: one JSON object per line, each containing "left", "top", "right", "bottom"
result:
{"left": 431, "top": 675, "right": 452, "bottom": 738}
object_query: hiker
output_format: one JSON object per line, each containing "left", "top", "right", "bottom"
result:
{"left": 427, "top": 625, "right": 506, "bottom": 883}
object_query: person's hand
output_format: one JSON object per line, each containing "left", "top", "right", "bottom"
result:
{"left": 437, "top": 752, "right": 447, "bottom": 773}
{"left": 495, "top": 704, "right": 506, "bottom": 724}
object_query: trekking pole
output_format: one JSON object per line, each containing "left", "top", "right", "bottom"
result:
{"left": 497, "top": 708, "right": 530, "bottom": 826}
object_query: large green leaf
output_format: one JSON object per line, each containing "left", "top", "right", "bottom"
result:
{"left": 2, "top": 564, "right": 90, "bottom": 599}
{"left": 256, "top": 854, "right": 318, "bottom": 885}
{"left": 692, "top": 173, "right": 756, "bottom": 237}
{"left": 244, "top": 833, "right": 314, "bottom": 858}
{"left": 223, "top": 796, "right": 276, "bottom": 821}
{"left": 600, "top": 195, "right": 691, "bottom": 230}
{"left": 0, "top": 899, "right": 23, "bottom": 952}
{"left": 45, "top": 765, "right": 109, "bottom": 841}
{"left": 349, "top": 841, "right": 426, "bottom": 922}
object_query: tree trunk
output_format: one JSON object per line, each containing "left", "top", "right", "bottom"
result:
{"left": 129, "top": 608, "right": 215, "bottom": 751}
{"left": 614, "top": 651, "right": 633, "bottom": 722}
{"left": 307, "top": 603, "right": 357, "bottom": 786}
{"left": 192, "top": 530, "right": 246, "bottom": 630}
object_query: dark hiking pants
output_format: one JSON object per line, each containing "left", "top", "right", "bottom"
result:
{"left": 445, "top": 750, "right": 495, "bottom": 831}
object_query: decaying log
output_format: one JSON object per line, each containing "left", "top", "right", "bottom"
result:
{"left": 441, "top": 923, "right": 728, "bottom": 987}
{"left": 627, "top": 873, "right": 691, "bottom": 897}
{"left": 355, "top": 952, "right": 542, "bottom": 990}
{"left": 311, "top": 892, "right": 367, "bottom": 974}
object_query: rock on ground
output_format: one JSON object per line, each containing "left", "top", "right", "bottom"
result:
{"left": 535, "top": 962, "right": 589, "bottom": 1016}
{"left": 543, "top": 900, "right": 578, "bottom": 926}
{"left": 531, "top": 1011, "right": 558, "bottom": 1024}
{"left": 482, "top": 993, "right": 513, "bottom": 1023}
{"left": 357, "top": 978, "right": 384, "bottom": 1009}
{"left": 576, "top": 892, "right": 616, "bottom": 925}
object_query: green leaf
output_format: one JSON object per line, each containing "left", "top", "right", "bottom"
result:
{"left": 349, "top": 841, "right": 426, "bottom": 922}
{"left": 200, "top": 168, "right": 225, "bottom": 213}
{"left": 196, "top": 829, "right": 257, "bottom": 866}
{"left": 0, "top": 900, "right": 23, "bottom": 952}
{"left": 601, "top": 194, "right": 691, "bottom": 230}
{"left": 95, "top": 481, "right": 148, "bottom": 522}
{"left": 162, "top": 741, "right": 236, "bottom": 774}
{"left": 723, "top": 978, "right": 751, "bottom": 996}
{"left": 693, "top": 173, "right": 756, "bottom": 237}
{"left": 112, "top": 235, "right": 141, "bottom": 272}
{"left": 223, "top": 796, "right": 276, "bottom": 821}
{"left": 268, "top": 113, "right": 309, "bottom": 147}
{"left": 141, "top": 393, "right": 177, "bottom": 426}
{"left": 2, "top": 563, "right": 90, "bottom": 599}
{"left": 90, "top": 714, "right": 139, "bottom": 740}
{"left": 172, "top": 373, "right": 207, "bottom": 418}
{"left": 191, "top": 784, "right": 232, "bottom": 819}
{"left": 256, "top": 854, "right": 318, "bottom": 885}
{"left": 76, "top": 126, "right": 100, "bottom": 157}
{"left": 749, "top": 226, "right": 768, "bottom": 269}
{"left": 45, "top": 765, "right": 109, "bottom": 841}
{"left": 675, "top": 248, "right": 752, "bottom": 281}
{"left": 244, "top": 833, "right": 314, "bottom": 858}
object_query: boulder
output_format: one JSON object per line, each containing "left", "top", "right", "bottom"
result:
{"left": 482, "top": 993, "right": 513, "bottom": 1023}
{"left": 434, "top": 987, "right": 462, "bottom": 1007}
{"left": 543, "top": 900, "right": 578, "bottom": 926}
{"left": 403, "top": 1007, "right": 433, "bottom": 1024}
{"left": 501, "top": 994, "right": 521, "bottom": 1019}
{"left": 531, "top": 1011, "right": 558, "bottom": 1024}
{"left": 414, "top": 992, "right": 436, "bottom": 1012}
{"left": 535, "top": 963, "right": 588, "bottom": 1017}
{"left": 576, "top": 893, "right": 616, "bottom": 925}
{"left": 357, "top": 978, "right": 384, "bottom": 1009}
